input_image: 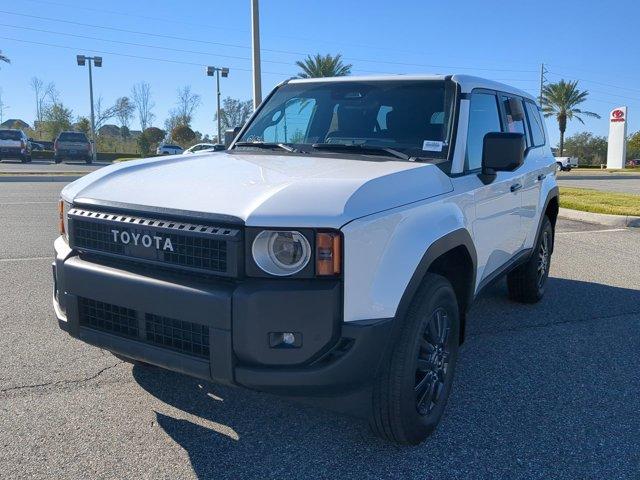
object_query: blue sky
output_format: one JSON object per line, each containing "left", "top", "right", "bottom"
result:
{"left": 1, "top": 0, "right": 639, "bottom": 145}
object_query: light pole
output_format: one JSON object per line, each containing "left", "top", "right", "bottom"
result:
{"left": 206, "top": 66, "right": 229, "bottom": 144}
{"left": 251, "top": 0, "right": 262, "bottom": 109}
{"left": 76, "top": 55, "right": 102, "bottom": 163}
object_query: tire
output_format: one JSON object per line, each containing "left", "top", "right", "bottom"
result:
{"left": 54, "top": 157, "right": 62, "bottom": 164}
{"left": 85, "top": 157, "right": 92, "bottom": 164}
{"left": 21, "top": 156, "right": 28, "bottom": 163}
{"left": 370, "top": 273, "right": 460, "bottom": 445}
{"left": 556, "top": 162, "right": 563, "bottom": 172}
{"left": 507, "top": 216, "right": 553, "bottom": 303}
{"left": 566, "top": 166, "right": 572, "bottom": 172}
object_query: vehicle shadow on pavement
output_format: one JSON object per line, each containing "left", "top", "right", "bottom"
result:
{"left": 132, "top": 276, "right": 640, "bottom": 480}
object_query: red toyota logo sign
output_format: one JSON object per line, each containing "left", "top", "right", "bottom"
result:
{"left": 611, "top": 109, "right": 625, "bottom": 122}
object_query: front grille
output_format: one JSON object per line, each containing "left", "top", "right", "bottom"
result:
{"left": 145, "top": 314, "right": 210, "bottom": 358}
{"left": 78, "top": 298, "right": 138, "bottom": 338}
{"left": 78, "top": 297, "right": 210, "bottom": 359}
{"left": 69, "top": 208, "right": 240, "bottom": 277}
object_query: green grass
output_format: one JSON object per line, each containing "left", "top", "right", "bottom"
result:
{"left": 560, "top": 187, "right": 640, "bottom": 216}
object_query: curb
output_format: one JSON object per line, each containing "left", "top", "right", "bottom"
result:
{"left": 559, "top": 207, "right": 640, "bottom": 228}
{"left": 0, "top": 175, "right": 83, "bottom": 183}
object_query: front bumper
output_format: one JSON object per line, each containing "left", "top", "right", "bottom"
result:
{"left": 53, "top": 237, "right": 392, "bottom": 395}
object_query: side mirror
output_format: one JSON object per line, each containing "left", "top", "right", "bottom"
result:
{"left": 479, "top": 132, "right": 525, "bottom": 184}
{"left": 224, "top": 126, "right": 242, "bottom": 147}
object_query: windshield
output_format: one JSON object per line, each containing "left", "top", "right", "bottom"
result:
{"left": 0, "top": 130, "right": 22, "bottom": 140}
{"left": 58, "top": 132, "right": 88, "bottom": 142}
{"left": 237, "top": 80, "right": 456, "bottom": 160}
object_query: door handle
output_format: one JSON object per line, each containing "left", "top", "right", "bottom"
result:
{"left": 510, "top": 183, "right": 522, "bottom": 192}
{"left": 537, "top": 173, "right": 546, "bottom": 182}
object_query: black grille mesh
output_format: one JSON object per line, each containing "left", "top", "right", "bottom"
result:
{"left": 160, "top": 232, "right": 226, "bottom": 272}
{"left": 145, "top": 314, "right": 210, "bottom": 358}
{"left": 78, "top": 297, "right": 138, "bottom": 337}
{"left": 77, "top": 297, "right": 209, "bottom": 359}
{"left": 74, "top": 219, "right": 125, "bottom": 255}
{"left": 71, "top": 218, "right": 227, "bottom": 273}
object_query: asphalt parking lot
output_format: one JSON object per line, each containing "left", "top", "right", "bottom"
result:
{"left": 1, "top": 182, "right": 639, "bottom": 479}
{"left": 0, "top": 159, "right": 106, "bottom": 174}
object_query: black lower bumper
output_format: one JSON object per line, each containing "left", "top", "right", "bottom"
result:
{"left": 53, "top": 238, "right": 393, "bottom": 395}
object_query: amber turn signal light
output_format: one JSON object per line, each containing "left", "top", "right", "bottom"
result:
{"left": 316, "top": 232, "right": 341, "bottom": 276}
{"left": 58, "top": 200, "right": 65, "bottom": 235}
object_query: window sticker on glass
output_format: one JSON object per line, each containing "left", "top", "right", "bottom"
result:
{"left": 422, "top": 140, "right": 443, "bottom": 152}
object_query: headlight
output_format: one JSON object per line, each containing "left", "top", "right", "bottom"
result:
{"left": 252, "top": 230, "right": 311, "bottom": 276}
{"left": 58, "top": 199, "right": 71, "bottom": 239}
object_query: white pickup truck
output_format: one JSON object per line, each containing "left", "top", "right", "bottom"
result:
{"left": 53, "top": 74, "right": 558, "bottom": 444}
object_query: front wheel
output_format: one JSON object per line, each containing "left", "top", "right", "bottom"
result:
{"left": 507, "top": 216, "right": 553, "bottom": 303}
{"left": 556, "top": 162, "right": 563, "bottom": 172}
{"left": 370, "top": 273, "right": 459, "bottom": 444}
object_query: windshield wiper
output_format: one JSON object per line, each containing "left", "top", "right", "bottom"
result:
{"left": 234, "top": 141, "right": 297, "bottom": 153}
{"left": 310, "top": 143, "right": 416, "bottom": 161}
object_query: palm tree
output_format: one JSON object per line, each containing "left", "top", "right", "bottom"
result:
{"left": 541, "top": 80, "right": 600, "bottom": 155}
{"left": 0, "top": 50, "right": 9, "bottom": 69}
{"left": 295, "top": 53, "right": 352, "bottom": 78}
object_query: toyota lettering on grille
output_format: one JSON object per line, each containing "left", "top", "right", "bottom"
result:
{"left": 110, "top": 229, "right": 174, "bottom": 252}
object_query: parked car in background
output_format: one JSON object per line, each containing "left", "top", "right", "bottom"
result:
{"left": 156, "top": 143, "right": 184, "bottom": 155}
{"left": 0, "top": 129, "right": 32, "bottom": 163}
{"left": 54, "top": 131, "right": 92, "bottom": 164}
{"left": 184, "top": 143, "right": 225, "bottom": 154}
{"left": 30, "top": 141, "right": 45, "bottom": 151}
{"left": 555, "top": 156, "right": 578, "bottom": 171}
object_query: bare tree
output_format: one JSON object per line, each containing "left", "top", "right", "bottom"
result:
{"left": 114, "top": 96, "right": 135, "bottom": 130}
{"left": 174, "top": 86, "right": 201, "bottom": 127}
{"left": 30, "top": 77, "right": 57, "bottom": 123}
{"left": 94, "top": 96, "right": 119, "bottom": 131}
{"left": 0, "top": 88, "right": 8, "bottom": 124}
{"left": 132, "top": 82, "right": 155, "bottom": 130}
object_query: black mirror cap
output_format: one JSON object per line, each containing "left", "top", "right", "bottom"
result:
{"left": 224, "top": 126, "right": 242, "bottom": 147}
{"left": 482, "top": 132, "right": 525, "bottom": 173}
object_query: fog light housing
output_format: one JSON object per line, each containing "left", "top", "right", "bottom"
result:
{"left": 269, "top": 332, "right": 302, "bottom": 348}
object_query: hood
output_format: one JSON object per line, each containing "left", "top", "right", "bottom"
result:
{"left": 62, "top": 152, "right": 453, "bottom": 228}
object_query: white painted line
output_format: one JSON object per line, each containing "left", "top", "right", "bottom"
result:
{"left": 557, "top": 228, "right": 628, "bottom": 235}
{"left": 0, "top": 256, "right": 52, "bottom": 262}
{"left": 1, "top": 201, "right": 58, "bottom": 205}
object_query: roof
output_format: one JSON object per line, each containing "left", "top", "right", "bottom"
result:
{"left": 0, "top": 119, "right": 30, "bottom": 129}
{"left": 287, "top": 74, "right": 536, "bottom": 102}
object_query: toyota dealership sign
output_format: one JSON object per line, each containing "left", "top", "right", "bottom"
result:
{"left": 607, "top": 106, "right": 628, "bottom": 169}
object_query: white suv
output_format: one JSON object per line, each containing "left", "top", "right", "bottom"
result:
{"left": 53, "top": 75, "right": 558, "bottom": 444}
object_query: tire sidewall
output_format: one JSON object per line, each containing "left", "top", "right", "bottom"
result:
{"left": 396, "top": 279, "right": 460, "bottom": 440}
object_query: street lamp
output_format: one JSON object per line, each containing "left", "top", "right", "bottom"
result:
{"left": 206, "top": 66, "right": 229, "bottom": 144}
{"left": 76, "top": 55, "right": 102, "bottom": 163}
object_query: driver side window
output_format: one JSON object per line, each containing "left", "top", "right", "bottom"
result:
{"left": 465, "top": 93, "right": 501, "bottom": 171}
{"left": 262, "top": 98, "right": 317, "bottom": 143}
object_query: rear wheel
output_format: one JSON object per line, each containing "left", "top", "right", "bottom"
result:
{"left": 507, "top": 216, "right": 553, "bottom": 303}
{"left": 370, "top": 273, "right": 459, "bottom": 444}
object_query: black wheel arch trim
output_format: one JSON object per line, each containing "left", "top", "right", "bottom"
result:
{"left": 395, "top": 228, "right": 477, "bottom": 323}
{"left": 531, "top": 186, "right": 559, "bottom": 258}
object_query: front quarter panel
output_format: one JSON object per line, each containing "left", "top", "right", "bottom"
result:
{"left": 341, "top": 194, "right": 472, "bottom": 322}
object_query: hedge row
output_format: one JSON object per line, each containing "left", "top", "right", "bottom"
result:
{"left": 31, "top": 151, "right": 141, "bottom": 162}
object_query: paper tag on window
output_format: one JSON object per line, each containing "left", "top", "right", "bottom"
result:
{"left": 422, "top": 140, "right": 443, "bottom": 152}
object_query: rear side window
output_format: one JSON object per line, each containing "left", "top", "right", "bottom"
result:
{"left": 0, "top": 130, "right": 22, "bottom": 140}
{"left": 501, "top": 95, "right": 528, "bottom": 142}
{"left": 58, "top": 132, "right": 88, "bottom": 142}
{"left": 525, "top": 101, "right": 546, "bottom": 147}
{"left": 465, "top": 93, "right": 502, "bottom": 171}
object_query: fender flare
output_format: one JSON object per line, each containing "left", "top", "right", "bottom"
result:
{"left": 395, "top": 228, "right": 477, "bottom": 323}
{"left": 531, "top": 186, "right": 559, "bottom": 256}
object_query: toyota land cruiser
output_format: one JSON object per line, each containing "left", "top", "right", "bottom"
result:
{"left": 53, "top": 75, "right": 559, "bottom": 444}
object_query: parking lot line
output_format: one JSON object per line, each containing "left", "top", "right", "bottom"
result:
{"left": 556, "top": 228, "right": 629, "bottom": 235}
